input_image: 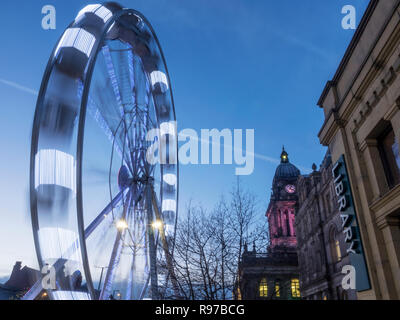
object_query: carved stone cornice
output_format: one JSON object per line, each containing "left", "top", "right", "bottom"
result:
{"left": 383, "top": 98, "right": 400, "bottom": 121}
{"left": 370, "top": 183, "right": 400, "bottom": 225}
{"left": 359, "top": 138, "right": 378, "bottom": 153}
{"left": 376, "top": 215, "right": 400, "bottom": 230}
{"left": 319, "top": 110, "right": 347, "bottom": 146}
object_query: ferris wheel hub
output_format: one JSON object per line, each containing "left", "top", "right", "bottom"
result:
{"left": 117, "top": 165, "right": 131, "bottom": 190}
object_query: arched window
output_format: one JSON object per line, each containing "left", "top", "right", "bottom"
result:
{"left": 335, "top": 239, "right": 342, "bottom": 261}
{"left": 330, "top": 228, "right": 342, "bottom": 262}
{"left": 238, "top": 288, "right": 242, "bottom": 300}
{"left": 292, "top": 212, "right": 296, "bottom": 236}
{"left": 325, "top": 193, "right": 331, "bottom": 214}
{"left": 286, "top": 211, "right": 291, "bottom": 236}
{"left": 291, "top": 279, "right": 300, "bottom": 298}
{"left": 275, "top": 281, "right": 280, "bottom": 298}
{"left": 259, "top": 278, "right": 268, "bottom": 297}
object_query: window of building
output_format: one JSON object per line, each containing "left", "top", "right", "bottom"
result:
{"left": 237, "top": 287, "right": 242, "bottom": 300}
{"left": 275, "top": 281, "right": 280, "bottom": 298}
{"left": 291, "top": 279, "right": 300, "bottom": 298}
{"left": 259, "top": 278, "right": 268, "bottom": 297}
{"left": 325, "top": 193, "right": 331, "bottom": 215}
{"left": 330, "top": 229, "right": 341, "bottom": 263}
{"left": 378, "top": 126, "right": 400, "bottom": 188}
{"left": 286, "top": 211, "right": 291, "bottom": 236}
{"left": 335, "top": 240, "right": 342, "bottom": 262}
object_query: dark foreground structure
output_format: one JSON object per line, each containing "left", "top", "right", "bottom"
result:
{"left": 0, "top": 262, "right": 41, "bottom": 300}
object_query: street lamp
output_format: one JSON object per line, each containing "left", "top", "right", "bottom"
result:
{"left": 151, "top": 219, "right": 163, "bottom": 230}
{"left": 112, "top": 290, "right": 122, "bottom": 300}
{"left": 116, "top": 219, "right": 128, "bottom": 230}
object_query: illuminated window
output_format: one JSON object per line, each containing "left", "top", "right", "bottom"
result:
{"left": 275, "top": 282, "right": 280, "bottom": 298}
{"left": 259, "top": 278, "right": 268, "bottom": 297}
{"left": 335, "top": 240, "right": 342, "bottom": 262}
{"left": 237, "top": 287, "right": 242, "bottom": 300}
{"left": 330, "top": 229, "right": 342, "bottom": 263}
{"left": 291, "top": 279, "right": 300, "bottom": 298}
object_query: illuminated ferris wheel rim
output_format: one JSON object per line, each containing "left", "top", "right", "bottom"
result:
{"left": 29, "top": 2, "right": 179, "bottom": 300}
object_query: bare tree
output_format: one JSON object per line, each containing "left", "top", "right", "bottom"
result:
{"left": 162, "top": 180, "right": 268, "bottom": 300}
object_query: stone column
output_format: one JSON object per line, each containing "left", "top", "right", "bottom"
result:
{"left": 360, "top": 139, "right": 389, "bottom": 199}
{"left": 377, "top": 216, "right": 400, "bottom": 299}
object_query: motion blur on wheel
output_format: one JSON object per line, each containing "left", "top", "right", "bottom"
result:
{"left": 28, "top": 2, "right": 179, "bottom": 300}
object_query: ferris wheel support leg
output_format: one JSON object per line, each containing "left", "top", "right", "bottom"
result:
{"left": 145, "top": 183, "right": 159, "bottom": 300}
{"left": 139, "top": 273, "right": 151, "bottom": 300}
{"left": 151, "top": 187, "right": 181, "bottom": 299}
{"left": 99, "top": 191, "right": 132, "bottom": 300}
{"left": 139, "top": 227, "right": 151, "bottom": 300}
{"left": 21, "top": 189, "right": 128, "bottom": 300}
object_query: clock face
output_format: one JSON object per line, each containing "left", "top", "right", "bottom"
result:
{"left": 285, "top": 184, "right": 296, "bottom": 194}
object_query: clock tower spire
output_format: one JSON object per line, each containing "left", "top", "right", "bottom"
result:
{"left": 281, "top": 146, "right": 289, "bottom": 163}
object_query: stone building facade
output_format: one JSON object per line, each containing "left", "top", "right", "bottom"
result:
{"left": 238, "top": 148, "right": 300, "bottom": 300}
{"left": 317, "top": 0, "right": 400, "bottom": 299}
{"left": 239, "top": 246, "right": 299, "bottom": 300}
{"left": 295, "top": 151, "right": 357, "bottom": 300}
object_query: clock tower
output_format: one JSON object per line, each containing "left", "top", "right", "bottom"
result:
{"left": 238, "top": 147, "right": 301, "bottom": 300}
{"left": 266, "top": 147, "right": 300, "bottom": 252}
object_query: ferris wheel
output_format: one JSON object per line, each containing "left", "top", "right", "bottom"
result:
{"left": 26, "top": 2, "right": 179, "bottom": 300}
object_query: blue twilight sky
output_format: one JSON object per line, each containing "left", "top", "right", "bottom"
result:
{"left": 0, "top": 0, "right": 369, "bottom": 276}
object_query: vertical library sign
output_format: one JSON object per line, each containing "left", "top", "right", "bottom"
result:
{"left": 332, "top": 155, "right": 371, "bottom": 292}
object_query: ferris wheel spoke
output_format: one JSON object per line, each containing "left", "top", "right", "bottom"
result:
{"left": 116, "top": 49, "right": 135, "bottom": 111}
{"left": 122, "top": 114, "right": 139, "bottom": 176}
{"left": 102, "top": 45, "right": 125, "bottom": 117}
{"left": 87, "top": 93, "right": 132, "bottom": 169}
{"left": 102, "top": 44, "right": 137, "bottom": 174}
{"left": 85, "top": 187, "right": 127, "bottom": 238}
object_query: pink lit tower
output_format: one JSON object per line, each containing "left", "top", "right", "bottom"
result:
{"left": 266, "top": 147, "right": 300, "bottom": 253}
{"left": 238, "top": 147, "right": 301, "bottom": 300}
